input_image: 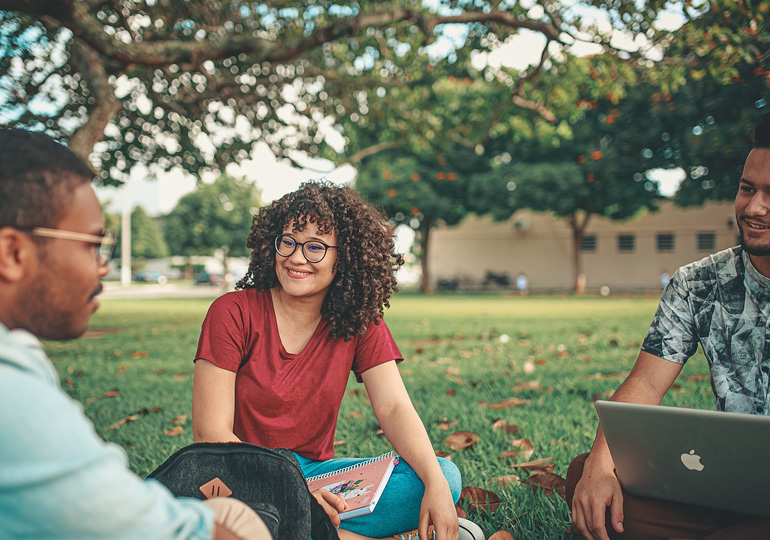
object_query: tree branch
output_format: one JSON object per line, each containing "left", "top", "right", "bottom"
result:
{"left": 66, "top": 38, "right": 121, "bottom": 160}
{"left": 346, "top": 140, "right": 401, "bottom": 164}
{"left": 5, "top": 2, "right": 564, "bottom": 67}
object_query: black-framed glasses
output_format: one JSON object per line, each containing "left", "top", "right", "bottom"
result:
{"left": 274, "top": 234, "right": 337, "bottom": 263}
{"left": 19, "top": 227, "right": 116, "bottom": 266}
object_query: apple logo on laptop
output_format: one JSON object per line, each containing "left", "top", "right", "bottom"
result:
{"left": 681, "top": 449, "right": 704, "bottom": 471}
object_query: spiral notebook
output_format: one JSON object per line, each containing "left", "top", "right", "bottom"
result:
{"left": 305, "top": 452, "right": 399, "bottom": 519}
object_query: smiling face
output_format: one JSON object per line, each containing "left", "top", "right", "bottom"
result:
{"left": 736, "top": 148, "right": 770, "bottom": 266}
{"left": 274, "top": 219, "right": 337, "bottom": 302}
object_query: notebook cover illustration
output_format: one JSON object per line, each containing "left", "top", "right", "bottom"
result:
{"left": 305, "top": 452, "right": 399, "bottom": 519}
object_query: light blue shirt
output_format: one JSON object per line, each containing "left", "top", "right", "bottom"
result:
{"left": 0, "top": 323, "right": 215, "bottom": 539}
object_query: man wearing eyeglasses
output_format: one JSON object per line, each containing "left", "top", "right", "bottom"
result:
{"left": 0, "top": 128, "right": 269, "bottom": 539}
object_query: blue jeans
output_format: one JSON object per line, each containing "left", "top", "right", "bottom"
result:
{"left": 295, "top": 453, "right": 462, "bottom": 537}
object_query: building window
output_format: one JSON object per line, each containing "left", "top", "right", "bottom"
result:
{"left": 697, "top": 232, "right": 716, "bottom": 251}
{"left": 618, "top": 234, "right": 635, "bottom": 252}
{"left": 581, "top": 234, "right": 597, "bottom": 252}
{"left": 657, "top": 233, "right": 675, "bottom": 252}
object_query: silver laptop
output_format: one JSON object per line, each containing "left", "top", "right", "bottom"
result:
{"left": 595, "top": 400, "right": 770, "bottom": 518}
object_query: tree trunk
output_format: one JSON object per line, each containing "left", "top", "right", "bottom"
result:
{"left": 568, "top": 211, "right": 591, "bottom": 295}
{"left": 419, "top": 217, "right": 433, "bottom": 294}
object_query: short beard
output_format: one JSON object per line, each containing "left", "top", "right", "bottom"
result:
{"left": 739, "top": 228, "right": 770, "bottom": 256}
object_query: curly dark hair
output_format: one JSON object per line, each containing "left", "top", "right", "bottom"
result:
{"left": 237, "top": 181, "right": 404, "bottom": 341}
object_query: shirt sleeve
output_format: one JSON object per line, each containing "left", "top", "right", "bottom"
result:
{"left": 352, "top": 318, "right": 403, "bottom": 382}
{"left": 195, "top": 292, "right": 250, "bottom": 373}
{"left": 641, "top": 268, "right": 699, "bottom": 364}
{"left": 0, "top": 369, "right": 215, "bottom": 540}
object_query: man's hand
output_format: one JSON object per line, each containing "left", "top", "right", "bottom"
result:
{"left": 311, "top": 489, "right": 348, "bottom": 528}
{"left": 571, "top": 469, "right": 624, "bottom": 540}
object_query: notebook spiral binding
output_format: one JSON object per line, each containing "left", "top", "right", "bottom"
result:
{"left": 305, "top": 451, "right": 397, "bottom": 481}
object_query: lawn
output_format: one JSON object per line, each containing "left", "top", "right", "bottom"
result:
{"left": 48, "top": 293, "right": 714, "bottom": 540}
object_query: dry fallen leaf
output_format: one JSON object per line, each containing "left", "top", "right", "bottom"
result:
{"left": 152, "top": 406, "right": 163, "bottom": 413}
{"left": 333, "top": 440, "right": 345, "bottom": 446}
{"left": 164, "top": 426, "right": 184, "bottom": 437}
{"left": 460, "top": 486, "right": 501, "bottom": 512}
{"left": 103, "top": 390, "right": 119, "bottom": 398}
{"left": 511, "top": 381, "right": 542, "bottom": 392}
{"left": 488, "top": 397, "right": 531, "bottom": 410}
{"left": 488, "top": 531, "right": 514, "bottom": 540}
{"left": 446, "top": 388, "right": 457, "bottom": 396}
{"left": 490, "top": 475, "right": 521, "bottom": 488}
{"left": 444, "top": 431, "right": 480, "bottom": 450}
{"left": 131, "top": 351, "right": 149, "bottom": 358}
{"left": 535, "top": 359, "right": 547, "bottom": 366}
{"left": 446, "top": 366, "right": 461, "bottom": 375}
{"left": 170, "top": 414, "right": 188, "bottom": 425}
{"left": 509, "top": 457, "right": 556, "bottom": 473}
{"left": 492, "top": 419, "right": 521, "bottom": 435}
{"left": 110, "top": 414, "right": 139, "bottom": 430}
{"left": 522, "top": 472, "right": 566, "bottom": 499}
{"left": 509, "top": 438, "right": 535, "bottom": 461}
{"left": 437, "top": 419, "right": 460, "bottom": 431}
{"left": 455, "top": 504, "right": 467, "bottom": 519}
{"left": 689, "top": 374, "right": 707, "bottom": 382}
{"left": 435, "top": 450, "right": 452, "bottom": 459}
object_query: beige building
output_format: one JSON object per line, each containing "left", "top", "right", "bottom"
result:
{"left": 428, "top": 200, "right": 739, "bottom": 291}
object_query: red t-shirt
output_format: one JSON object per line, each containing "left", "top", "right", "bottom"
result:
{"left": 195, "top": 289, "right": 402, "bottom": 460}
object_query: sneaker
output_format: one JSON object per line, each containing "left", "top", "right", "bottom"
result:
{"left": 458, "top": 518, "right": 485, "bottom": 540}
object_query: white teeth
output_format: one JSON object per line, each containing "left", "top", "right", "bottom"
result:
{"left": 747, "top": 222, "right": 770, "bottom": 230}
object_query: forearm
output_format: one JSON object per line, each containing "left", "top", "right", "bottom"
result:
{"left": 193, "top": 426, "right": 241, "bottom": 443}
{"left": 585, "top": 351, "right": 682, "bottom": 472}
{"left": 376, "top": 401, "right": 447, "bottom": 487}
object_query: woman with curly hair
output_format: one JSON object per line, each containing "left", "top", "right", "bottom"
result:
{"left": 192, "top": 181, "right": 477, "bottom": 540}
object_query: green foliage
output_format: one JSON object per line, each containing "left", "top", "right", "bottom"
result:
{"left": 356, "top": 152, "right": 471, "bottom": 229}
{"left": 50, "top": 294, "right": 714, "bottom": 539}
{"left": 163, "top": 175, "right": 260, "bottom": 258}
{"left": 116, "top": 206, "right": 169, "bottom": 260}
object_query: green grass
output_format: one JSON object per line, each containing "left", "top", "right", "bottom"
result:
{"left": 47, "top": 294, "right": 713, "bottom": 539}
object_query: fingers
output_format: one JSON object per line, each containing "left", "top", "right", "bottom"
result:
{"left": 310, "top": 489, "right": 347, "bottom": 528}
{"left": 572, "top": 499, "right": 612, "bottom": 540}
{"left": 418, "top": 511, "right": 431, "bottom": 540}
{"left": 319, "top": 490, "right": 348, "bottom": 512}
{"left": 610, "top": 495, "right": 624, "bottom": 534}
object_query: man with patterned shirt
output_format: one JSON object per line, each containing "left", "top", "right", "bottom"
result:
{"left": 566, "top": 112, "right": 770, "bottom": 540}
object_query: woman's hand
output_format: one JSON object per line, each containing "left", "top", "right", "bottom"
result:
{"left": 419, "top": 482, "right": 458, "bottom": 540}
{"left": 311, "top": 489, "right": 348, "bottom": 528}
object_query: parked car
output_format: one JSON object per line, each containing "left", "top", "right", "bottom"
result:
{"left": 134, "top": 270, "right": 168, "bottom": 284}
{"left": 195, "top": 272, "right": 222, "bottom": 286}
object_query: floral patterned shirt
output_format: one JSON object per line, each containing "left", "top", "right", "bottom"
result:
{"left": 641, "top": 247, "right": 770, "bottom": 415}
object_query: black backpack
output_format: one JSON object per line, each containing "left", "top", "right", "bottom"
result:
{"left": 148, "top": 442, "right": 339, "bottom": 540}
